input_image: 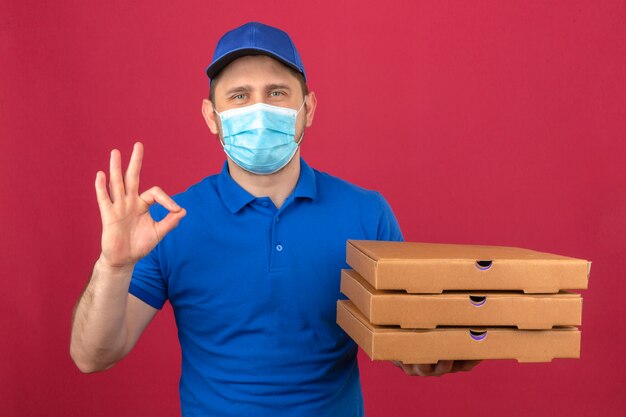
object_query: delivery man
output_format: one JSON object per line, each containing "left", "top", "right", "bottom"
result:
{"left": 70, "top": 22, "right": 480, "bottom": 416}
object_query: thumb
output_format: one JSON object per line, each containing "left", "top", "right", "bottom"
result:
{"left": 155, "top": 208, "right": 187, "bottom": 240}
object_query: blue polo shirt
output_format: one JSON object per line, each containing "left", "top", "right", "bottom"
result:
{"left": 129, "top": 158, "right": 403, "bottom": 417}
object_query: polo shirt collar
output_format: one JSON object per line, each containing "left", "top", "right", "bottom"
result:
{"left": 217, "top": 157, "right": 317, "bottom": 214}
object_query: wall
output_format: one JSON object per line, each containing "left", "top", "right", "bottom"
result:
{"left": 2, "top": 1, "right": 625, "bottom": 416}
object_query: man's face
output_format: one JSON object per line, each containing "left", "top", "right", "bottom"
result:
{"left": 203, "top": 55, "right": 316, "bottom": 145}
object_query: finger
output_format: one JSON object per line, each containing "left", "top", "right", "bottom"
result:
{"left": 154, "top": 208, "right": 186, "bottom": 240}
{"left": 452, "top": 360, "right": 482, "bottom": 373}
{"left": 95, "top": 171, "right": 113, "bottom": 211}
{"left": 124, "top": 142, "right": 143, "bottom": 196}
{"left": 109, "top": 149, "right": 125, "bottom": 202}
{"left": 433, "top": 360, "right": 454, "bottom": 376}
{"left": 139, "top": 186, "right": 182, "bottom": 212}
{"left": 409, "top": 363, "right": 436, "bottom": 377}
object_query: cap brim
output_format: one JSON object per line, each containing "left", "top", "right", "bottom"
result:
{"left": 205, "top": 48, "right": 305, "bottom": 80}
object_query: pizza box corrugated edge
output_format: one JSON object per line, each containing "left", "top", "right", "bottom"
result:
{"left": 345, "top": 240, "right": 591, "bottom": 294}
{"left": 340, "top": 269, "right": 583, "bottom": 329}
{"left": 336, "top": 300, "right": 581, "bottom": 364}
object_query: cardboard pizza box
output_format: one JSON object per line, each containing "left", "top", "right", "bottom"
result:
{"left": 346, "top": 240, "right": 590, "bottom": 294}
{"left": 336, "top": 300, "right": 581, "bottom": 364}
{"left": 340, "top": 269, "right": 583, "bottom": 329}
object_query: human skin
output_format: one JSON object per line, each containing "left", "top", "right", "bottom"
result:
{"left": 202, "top": 55, "right": 481, "bottom": 377}
{"left": 70, "top": 53, "right": 479, "bottom": 377}
{"left": 70, "top": 142, "right": 182, "bottom": 372}
{"left": 201, "top": 54, "right": 317, "bottom": 209}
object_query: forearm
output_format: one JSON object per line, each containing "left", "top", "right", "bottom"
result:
{"left": 73, "top": 143, "right": 182, "bottom": 372}
{"left": 70, "top": 256, "right": 134, "bottom": 373}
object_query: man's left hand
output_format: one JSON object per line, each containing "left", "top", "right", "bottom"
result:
{"left": 391, "top": 360, "right": 481, "bottom": 377}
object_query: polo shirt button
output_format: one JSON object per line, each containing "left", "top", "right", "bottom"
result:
{"left": 262, "top": 201, "right": 269, "bottom": 207}
{"left": 276, "top": 244, "right": 283, "bottom": 252}
{"left": 275, "top": 216, "right": 280, "bottom": 222}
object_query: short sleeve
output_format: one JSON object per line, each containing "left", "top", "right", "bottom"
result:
{"left": 375, "top": 192, "right": 404, "bottom": 242}
{"left": 128, "top": 205, "right": 168, "bottom": 310}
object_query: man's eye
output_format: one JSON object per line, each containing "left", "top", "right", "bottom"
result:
{"left": 270, "top": 91, "right": 285, "bottom": 97}
{"left": 233, "top": 94, "right": 246, "bottom": 100}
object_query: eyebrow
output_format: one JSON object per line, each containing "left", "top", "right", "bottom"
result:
{"left": 224, "top": 85, "right": 252, "bottom": 96}
{"left": 265, "top": 83, "right": 292, "bottom": 92}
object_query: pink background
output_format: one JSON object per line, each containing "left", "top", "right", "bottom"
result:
{"left": 2, "top": 1, "right": 625, "bottom": 416}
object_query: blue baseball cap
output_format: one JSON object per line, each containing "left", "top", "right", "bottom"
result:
{"left": 205, "top": 22, "right": 306, "bottom": 81}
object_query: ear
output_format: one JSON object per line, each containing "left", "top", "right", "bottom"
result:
{"left": 202, "top": 99, "right": 220, "bottom": 135}
{"left": 304, "top": 91, "right": 317, "bottom": 128}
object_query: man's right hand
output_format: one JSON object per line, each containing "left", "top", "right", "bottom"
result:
{"left": 95, "top": 142, "right": 186, "bottom": 268}
{"left": 71, "top": 142, "right": 184, "bottom": 373}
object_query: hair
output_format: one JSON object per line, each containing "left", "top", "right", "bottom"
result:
{"left": 209, "top": 59, "right": 308, "bottom": 106}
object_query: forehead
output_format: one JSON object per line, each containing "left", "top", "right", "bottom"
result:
{"left": 214, "top": 55, "right": 300, "bottom": 90}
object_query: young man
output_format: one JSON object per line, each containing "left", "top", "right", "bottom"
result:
{"left": 70, "top": 22, "right": 479, "bottom": 416}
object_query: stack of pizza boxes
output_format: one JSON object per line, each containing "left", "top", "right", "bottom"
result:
{"left": 336, "top": 240, "right": 590, "bottom": 364}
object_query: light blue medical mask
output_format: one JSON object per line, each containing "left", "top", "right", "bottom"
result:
{"left": 214, "top": 101, "right": 305, "bottom": 175}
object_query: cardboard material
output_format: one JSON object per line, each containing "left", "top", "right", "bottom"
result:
{"left": 346, "top": 240, "right": 590, "bottom": 293}
{"left": 337, "top": 300, "right": 581, "bottom": 364}
{"left": 340, "top": 269, "right": 583, "bottom": 329}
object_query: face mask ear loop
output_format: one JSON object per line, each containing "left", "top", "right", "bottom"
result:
{"left": 213, "top": 107, "right": 226, "bottom": 147}
{"left": 296, "top": 131, "right": 305, "bottom": 146}
{"left": 296, "top": 99, "right": 306, "bottom": 115}
{"left": 293, "top": 99, "right": 307, "bottom": 146}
